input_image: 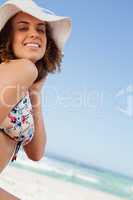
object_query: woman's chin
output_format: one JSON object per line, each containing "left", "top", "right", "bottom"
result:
{"left": 18, "top": 55, "right": 40, "bottom": 63}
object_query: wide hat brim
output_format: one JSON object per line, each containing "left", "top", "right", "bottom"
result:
{"left": 0, "top": 0, "right": 72, "bottom": 50}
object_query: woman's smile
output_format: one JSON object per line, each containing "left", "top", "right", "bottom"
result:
{"left": 23, "top": 42, "right": 41, "bottom": 50}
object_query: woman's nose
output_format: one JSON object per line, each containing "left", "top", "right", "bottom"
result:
{"left": 28, "top": 28, "right": 39, "bottom": 38}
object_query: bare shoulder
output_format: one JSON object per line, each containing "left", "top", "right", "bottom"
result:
{"left": 0, "top": 59, "right": 34, "bottom": 69}
{"left": 0, "top": 59, "right": 38, "bottom": 77}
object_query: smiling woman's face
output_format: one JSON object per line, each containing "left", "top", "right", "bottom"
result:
{"left": 11, "top": 12, "right": 47, "bottom": 63}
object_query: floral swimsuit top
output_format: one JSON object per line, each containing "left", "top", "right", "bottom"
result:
{"left": 0, "top": 91, "right": 34, "bottom": 161}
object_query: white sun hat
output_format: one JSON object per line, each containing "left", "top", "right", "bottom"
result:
{"left": 0, "top": 0, "right": 72, "bottom": 50}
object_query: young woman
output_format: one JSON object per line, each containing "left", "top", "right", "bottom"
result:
{"left": 0, "top": 0, "right": 71, "bottom": 199}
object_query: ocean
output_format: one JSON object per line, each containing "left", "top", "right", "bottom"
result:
{"left": 11, "top": 150, "right": 133, "bottom": 200}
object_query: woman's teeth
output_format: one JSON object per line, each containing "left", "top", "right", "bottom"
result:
{"left": 25, "top": 43, "right": 40, "bottom": 48}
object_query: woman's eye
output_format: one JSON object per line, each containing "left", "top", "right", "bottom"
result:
{"left": 19, "top": 27, "right": 28, "bottom": 31}
{"left": 37, "top": 28, "right": 46, "bottom": 33}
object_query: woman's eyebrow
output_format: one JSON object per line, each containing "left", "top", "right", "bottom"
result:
{"left": 16, "top": 21, "right": 29, "bottom": 25}
{"left": 37, "top": 23, "right": 46, "bottom": 26}
{"left": 16, "top": 21, "right": 45, "bottom": 26}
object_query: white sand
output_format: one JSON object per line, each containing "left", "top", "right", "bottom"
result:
{"left": 0, "top": 165, "right": 125, "bottom": 200}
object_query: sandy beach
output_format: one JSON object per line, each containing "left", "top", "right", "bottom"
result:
{"left": 0, "top": 164, "right": 126, "bottom": 200}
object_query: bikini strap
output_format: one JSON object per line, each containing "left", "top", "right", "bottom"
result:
{"left": 11, "top": 141, "right": 22, "bottom": 162}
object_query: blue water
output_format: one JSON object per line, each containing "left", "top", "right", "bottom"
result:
{"left": 11, "top": 151, "right": 133, "bottom": 199}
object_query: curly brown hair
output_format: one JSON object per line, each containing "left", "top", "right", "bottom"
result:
{"left": 0, "top": 14, "right": 63, "bottom": 83}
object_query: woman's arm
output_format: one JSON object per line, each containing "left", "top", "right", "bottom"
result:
{"left": 0, "top": 188, "right": 20, "bottom": 200}
{"left": 23, "top": 78, "right": 47, "bottom": 161}
{"left": 0, "top": 59, "right": 38, "bottom": 124}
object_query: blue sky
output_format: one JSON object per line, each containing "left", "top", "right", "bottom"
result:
{"left": 1, "top": 0, "right": 133, "bottom": 177}
{"left": 38, "top": 0, "right": 133, "bottom": 177}
{"left": 39, "top": 0, "right": 133, "bottom": 177}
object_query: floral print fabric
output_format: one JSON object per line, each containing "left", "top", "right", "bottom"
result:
{"left": 0, "top": 91, "right": 34, "bottom": 161}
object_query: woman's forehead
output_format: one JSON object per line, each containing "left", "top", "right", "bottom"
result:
{"left": 12, "top": 12, "right": 45, "bottom": 25}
